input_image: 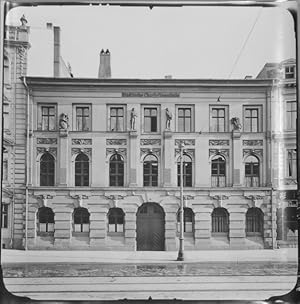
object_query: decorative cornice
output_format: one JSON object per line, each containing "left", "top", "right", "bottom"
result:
{"left": 175, "top": 139, "right": 195, "bottom": 146}
{"left": 209, "top": 149, "right": 229, "bottom": 157}
{"left": 106, "top": 139, "right": 127, "bottom": 146}
{"left": 37, "top": 147, "right": 57, "bottom": 157}
{"left": 243, "top": 149, "right": 263, "bottom": 157}
{"left": 106, "top": 148, "right": 127, "bottom": 158}
{"left": 243, "top": 140, "right": 263, "bottom": 146}
{"left": 209, "top": 140, "right": 229, "bottom": 146}
{"left": 37, "top": 138, "right": 57, "bottom": 145}
{"left": 72, "top": 148, "right": 92, "bottom": 157}
{"left": 141, "top": 148, "right": 161, "bottom": 158}
{"left": 72, "top": 139, "right": 92, "bottom": 145}
{"left": 140, "top": 139, "right": 161, "bottom": 146}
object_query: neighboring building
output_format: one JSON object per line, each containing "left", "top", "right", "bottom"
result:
{"left": 257, "top": 58, "right": 298, "bottom": 247}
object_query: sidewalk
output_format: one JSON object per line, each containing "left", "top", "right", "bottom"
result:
{"left": 1, "top": 248, "right": 298, "bottom": 264}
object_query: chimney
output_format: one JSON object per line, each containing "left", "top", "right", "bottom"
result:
{"left": 53, "top": 26, "right": 60, "bottom": 77}
{"left": 98, "top": 49, "right": 111, "bottom": 78}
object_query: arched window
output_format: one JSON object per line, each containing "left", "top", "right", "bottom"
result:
{"left": 40, "top": 153, "right": 55, "bottom": 186}
{"left": 37, "top": 207, "right": 54, "bottom": 233}
{"left": 177, "top": 207, "right": 194, "bottom": 233}
{"left": 75, "top": 153, "right": 89, "bottom": 186}
{"left": 108, "top": 208, "right": 125, "bottom": 233}
{"left": 245, "top": 155, "right": 260, "bottom": 187}
{"left": 73, "top": 207, "right": 90, "bottom": 232}
{"left": 177, "top": 154, "right": 192, "bottom": 187}
{"left": 143, "top": 154, "right": 158, "bottom": 187}
{"left": 212, "top": 208, "right": 229, "bottom": 234}
{"left": 211, "top": 155, "right": 226, "bottom": 187}
{"left": 109, "top": 154, "right": 124, "bottom": 186}
{"left": 246, "top": 207, "right": 263, "bottom": 236}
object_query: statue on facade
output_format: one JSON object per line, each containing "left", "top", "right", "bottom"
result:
{"left": 231, "top": 117, "right": 242, "bottom": 131}
{"left": 20, "top": 15, "right": 28, "bottom": 27}
{"left": 130, "top": 108, "right": 137, "bottom": 130}
{"left": 166, "top": 108, "right": 172, "bottom": 130}
{"left": 59, "top": 113, "right": 69, "bottom": 130}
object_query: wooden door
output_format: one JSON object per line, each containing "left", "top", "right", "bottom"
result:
{"left": 136, "top": 203, "right": 165, "bottom": 251}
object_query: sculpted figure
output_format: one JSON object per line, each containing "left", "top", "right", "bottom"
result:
{"left": 130, "top": 108, "right": 137, "bottom": 130}
{"left": 231, "top": 117, "right": 242, "bottom": 131}
{"left": 59, "top": 113, "right": 69, "bottom": 130}
{"left": 166, "top": 108, "right": 172, "bottom": 129}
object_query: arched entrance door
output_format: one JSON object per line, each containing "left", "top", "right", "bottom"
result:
{"left": 136, "top": 203, "right": 165, "bottom": 251}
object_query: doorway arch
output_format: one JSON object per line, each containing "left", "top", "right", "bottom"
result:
{"left": 136, "top": 203, "right": 165, "bottom": 251}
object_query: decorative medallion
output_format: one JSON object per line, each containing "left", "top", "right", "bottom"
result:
{"left": 243, "top": 140, "right": 263, "bottom": 146}
{"left": 37, "top": 147, "right": 57, "bottom": 157}
{"left": 106, "top": 148, "right": 127, "bottom": 158}
{"left": 209, "top": 149, "right": 229, "bottom": 157}
{"left": 175, "top": 148, "right": 195, "bottom": 159}
{"left": 72, "top": 148, "right": 92, "bottom": 157}
{"left": 175, "top": 139, "right": 195, "bottom": 146}
{"left": 106, "top": 139, "right": 127, "bottom": 146}
{"left": 140, "top": 139, "right": 161, "bottom": 146}
{"left": 37, "top": 138, "right": 57, "bottom": 145}
{"left": 209, "top": 140, "right": 229, "bottom": 146}
{"left": 243, "top": 149, "right": 263, "bottom": 157}
{"left": 140, "top": 148, "right": 161, "bottom": 158}
{"left": 72, "top": 139, "right": 92, "bottom": 145}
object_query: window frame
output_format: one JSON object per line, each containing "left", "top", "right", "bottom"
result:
{"left": 244, "top": 155, "right": 260, "bottom": 187}
{"left": 108, "top": 105, "right": 126, "bottom": 132}
{"left": 143, "top": 154, "right": 159, "bottom": 187}
{"left": 287, "top": 149, "right": 297, "bottom": 179}
{"left": 142, "top": 105, "right": 160, "bottom": 133}
{"left": 211, "top": 155, "right": 226, "bottom": 187}
{"left": 209, "top": 105, "right": 229, "bottom": 132}
{"left": 40, "top": 152, "right": 55, "bottom": 186}
{"left": 73, "top": 207, "right": 90, "bottom": 234}
{"left": 109, "top": 153, "right": 124, "bottom": 187}
{"left": 108, "top": 208, "right": 125, "bottom": 234}
{"left": 73, "top": 104, "right": 92, "bottom": 131}
{"left": 286, "top": 100, "right": 297, "bottom": 130}
{"left": 75, "top": 153, "right": 90, "bottom": 187}
{"left": 246, "top": 207, "right": 264, "bottom": 236}
{"left": 37, "top": 207, "right": 55, "bottom": 236}
{"left": 211, "top": 207, "right": 229, "bottom": 236}
{"left": 285, "top": 65, "right": 296, "bottom": 79}
{"left": 177, "top": 154, "right": 193, "bottom": 187}
{"left": 176, "top": 207, "right": 194, "bottom": 236}
{"left": 37, "top": 104, "right": 57, "bottom": 131}
{"left": 176, "top": 105, "right": 194, "bottom": 133}
{"left": 243, "top": 105, "right": 262, "bottom": 133}
{"left": 1, "top": 204, "right": 8, "bottom": 229}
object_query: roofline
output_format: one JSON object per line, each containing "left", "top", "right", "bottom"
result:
{"left": 22, "top": 76, "right": 274, "bottom": 88}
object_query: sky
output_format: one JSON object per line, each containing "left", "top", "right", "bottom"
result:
{"left": 6, "top": 5, "right": 296, "bottom": 79}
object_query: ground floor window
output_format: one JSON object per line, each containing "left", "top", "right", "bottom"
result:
{"left": 1, "top": 204, "right": 8, "bottom": 228}
{"left": 73, "top": 207, "right": 90, "bottom": 232}
{"left": 177, "top": 207, "right": 194, "bottom": 234}
{"left": 212, "top": 207, "right": 229, "bottom": 235}
{"left": 108, "top": 208, "right": 125, "bottom": 233}
{"left": 37, "top": 207, "right": 55, "bottom": 234}
{"left": 246, "top": 207, "right": 263, "bottom": 236}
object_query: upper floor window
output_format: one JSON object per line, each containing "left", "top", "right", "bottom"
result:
{"left": 108, "top": 208, "right": 125, "bottom": 233}
{"left": 73, "top": 207, "right": 90, "bottom": 232}
{"left": 144, "top": 107, "right": 158, "bottom": 132}
{"left": 3, "top": 159, "right": 8, "bottom": 182}
{"left": 287, "top": 149, "right": 297, "bottom": 178}
{"left": 143, "top": 154, "right": 158, "bottom": 187}
{"left": 75, "top": 153, "right": 89, "bottom": 186}
{"left": 210, "top": 106, "right": 228, "bottom": 132}
{"left": 211, "top": 155, "right": 226, "bottom": 187}
{"left": 212, "top": 207, "right": 229, "bottom": 234}
{"left": 177, "top": 106, "right": 193, "bottom": 132}
{"left": 75, "top": 106, "right": 91, "bottom": 131}
{"left": 3, "top": 56, "right": 10, "bottom": 85}
{"left": 246, "top": 207, "right": 263, "bottom": 236}
{"left": 109, "top": 154, "right": 124, "bottom": 186}
{"left": 40, "top": 105, "right": 56, "bottom": 131}
{"left": 177, "top": 154, "right": 192, "bottom": 187}
{"left": 37, "top": 207, "right": 54, "bottom": 233}
{"left": 285, "top": 66, "right": 296, "bottom": 79}
{"left": 109, "top": 106, "right": 125, "bottom": 131}
{"left": 245, "top": 155, "right": 260, "bottom": 187}
{"left": 286, "top": 101, "right": 296, "bottom": 130}
{"left": 40, "top": 153, "right": 55, "bottom": 186}
{"left": 177, "top": 207, "right": 194, "bottom": 234}
{"left": 1, "top": 204, "right": 8, "bottom": 228}
{"left": 244, "top": 106, "right": 261, "bottom": 132}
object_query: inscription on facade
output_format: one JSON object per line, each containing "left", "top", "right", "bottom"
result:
{"left": 243, "top": 140, "right": 263, "bottom": 146}
{"left": 209, "top": 140, "right": 229, "bottom": 146}
{"left": 140, "top": 139, "right": 161, "bottom": 146}
{"left": 37, "top": 138, "right": 57, "bottom": 145}
{"left": 106, "top": 139, "right": 127, "bottom": 145}
{"left": 122, "top": 92, "right": 180, "bottom": 98}
{"left": 175, "top": 139, "right": 195, "bottom": 146}
{"left": 72, "top": 139, "right": 92, "bottom": 145}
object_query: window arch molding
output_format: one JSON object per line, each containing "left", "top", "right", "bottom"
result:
{"left": 74, "top": 152, "right": 90, "bottom": 186}
{"left": 109, "top": 153, "right": 125, "bottom": 187}
{"left": 243, "top": 153, "right": 262, "bottom": 187}
{"left": 143, "top": 153, "right": 159, "bottom": 187}
{"left": 38, "top": 152, "right": 56, "bottom": 186}
{"left": 176, "top": 153, "right": 193, "bottom": 187}
{"left": 245, "top": 207, "right": 264, "bottom": 236}
{"left": 71, "top": 152, "right": 91, "bottom": 187}
{"left": 209, "top": 153, "right": 227, "bottom": 187}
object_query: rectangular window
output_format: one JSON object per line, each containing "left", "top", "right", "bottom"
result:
{"left": 286, "top": 101, "right": 296, "bottom": 130}
{"left": 177, "top": 106, "right": 193, "bottom": 132}
{"left": 287, "top": 149, "right": 297, "bottom": 178}
{"left": 211, "top": 108, "right": 225, "bottom": 132}
{"left": 3, "top": 160, "right": 8, "bottom": 181}
{"left": 41, "top": 105, "right": 56, "bottom": 131}
{"left": 144, "top": 108, "right": 158, "bottom": 132}
{"left": 76, "top": 106, "right": 91, "bottom": 131}
{"left": 109, "top": 106, "right": 125, "bottom": 131}
{"left": 285, "top": 66, "right": 295, "bottom": 79}
{"left": 1, "top": 204, "right": 8, "bottom": 228}
{"left": 244, "top": 106, "right": 262, "bottom": 132}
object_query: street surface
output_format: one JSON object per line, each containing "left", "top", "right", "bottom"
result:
{"left": 1, "top": 249, "right": 298, "bottom": 301}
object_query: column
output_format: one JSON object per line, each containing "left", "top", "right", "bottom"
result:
{"left": 58, "top": 130, "right": 69, "bottom": 186}
{"left": 129, "top": 131, "right": 138, "bottom": 186}
{"left": 232, "top": 130, "right": 242, "bottom": 186}
{"left": 163, "top": 131, "right": 173, "bottom": 186}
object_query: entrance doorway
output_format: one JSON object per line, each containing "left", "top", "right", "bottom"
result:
{"left": 136, "top": 203, "right": 165, "bottom": 251}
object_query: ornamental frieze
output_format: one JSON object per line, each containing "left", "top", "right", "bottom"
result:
{"left": 243, "top": 140, "right": 263, "bottom": 146}
{"left": 37, "top": 138, "right": 57, "bottom": 145}
{"left": 209, "top": 149, "right": 229, "bottom": 157}
{"left": 175, "top": 148, "right": 195, "bottom": 159}
{"left": 72, "top": 148, "right": 92, "bottom": 157}
{"left": 72, "top": 139, "right": 92, "bottom": 145}
{"left": 243, "top": 149, "right": 263, "bottom": 157}
{"left": 175, "top": 139, "right": 195, "bottom": 146}
{"left": 36, "top": 147, "right": 57, "bottom": 157}
{"left": 140, "top": 139, "right": 161, "bottom": 146}
{"left": 106, "top": 139, "right": 127, "bottom": 146}
{"left": 140, "top": 148, "right": 161, "bottom": 158}
{"left": 106, "top": 148, "right": 127, "bottom": 158}
{"left": 209, "top": 140, "right": 229, "bottom": 146}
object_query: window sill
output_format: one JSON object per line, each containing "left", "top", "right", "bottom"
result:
{"left": 107, "top": 232, "right": 125, "bottom": 236}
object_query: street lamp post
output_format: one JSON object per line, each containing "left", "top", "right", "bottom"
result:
{"left": 177, "top": 142, "right": 185, "bottom": 261}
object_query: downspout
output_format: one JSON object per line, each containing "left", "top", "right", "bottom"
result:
{"left": 22, "top": 76, "right": 30, "bottom": 250}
